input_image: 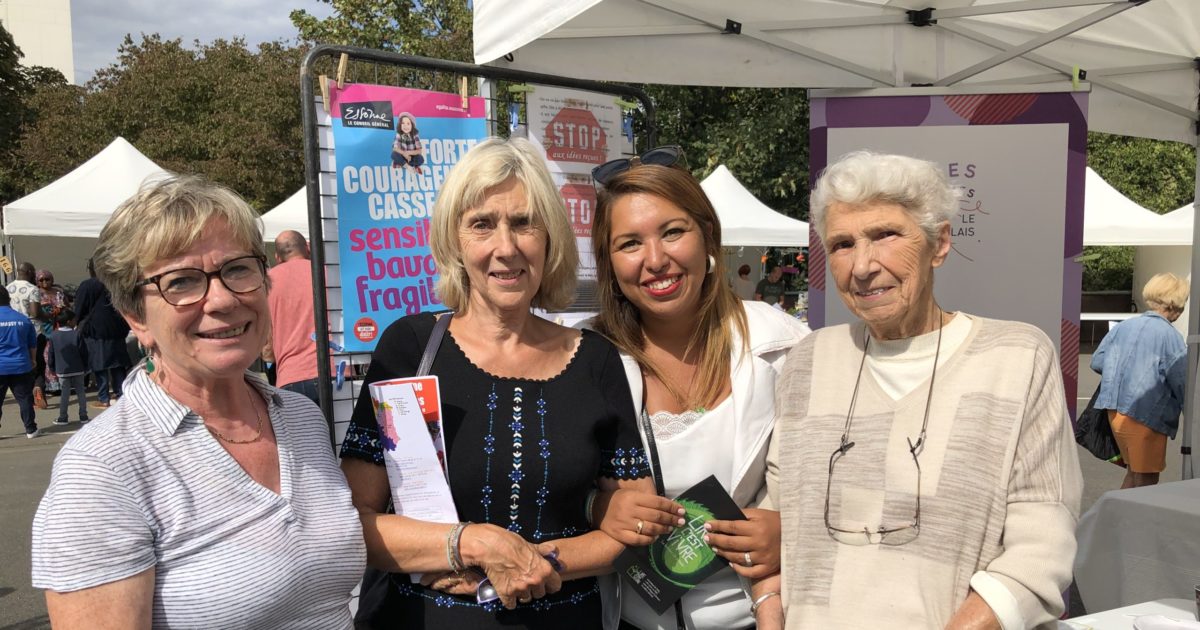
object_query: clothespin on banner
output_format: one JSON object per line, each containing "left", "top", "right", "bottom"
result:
{"left": 1071, "top": 65, "right": 1087, "bottom": 90}
{"left": 460, "top": 76, "right": 469, "bottom": 109}
{"left": 613, "top": 98, "right": 638, "bottom": 110}
{"left": 615, "top": 98, "right": 638, "bottom": 142}
{"left": 319, "top": 75, "right": 331, "bottom": 113}
{"left": 336, "top": 53, "right": 349, "bottom": 89}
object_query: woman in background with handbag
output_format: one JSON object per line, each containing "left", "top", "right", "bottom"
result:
{"left": 586, "top": 148, "right": 810, "bottom": 630}
{"left": 1090, "top": 272, "right": 1189, "bottom": 489}
{"left": 340, "top": 137, "right": 655, "bottom": 630}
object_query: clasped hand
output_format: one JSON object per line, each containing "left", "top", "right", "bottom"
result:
{"left": 422, "top": 523, "right": 561, "bottom": 609}
{"left": 598, "top": 489, "right": 780, "bottom": 578}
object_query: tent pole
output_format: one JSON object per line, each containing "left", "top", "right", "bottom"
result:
{"left": 1184, "top": 128, "right": 1200, "bottom": 481}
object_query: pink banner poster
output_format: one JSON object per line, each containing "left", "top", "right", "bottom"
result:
{"left": 329, "top": 84, "right": 487, "bottom": 351}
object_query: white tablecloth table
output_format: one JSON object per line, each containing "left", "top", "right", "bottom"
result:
{"left": 1061, "top": 598, "right": 1195, "bottom": 630}
{"left": 1075, "top": 479, "right": 1200, "bottom": 611}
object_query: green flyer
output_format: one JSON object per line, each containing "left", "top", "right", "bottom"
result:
{"left": 613, "top": 475, "right": 746, "bottom": 614}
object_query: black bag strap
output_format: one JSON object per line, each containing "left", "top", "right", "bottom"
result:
{"left": 417, "top": 312, "right": 452, "bottom": 377}
{"left": 638, "top": 373, "right": 687, "bottom": 630}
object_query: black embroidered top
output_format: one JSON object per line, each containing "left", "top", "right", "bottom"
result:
{"left": 342, "top": 312, "right": 649, "bottom": 629}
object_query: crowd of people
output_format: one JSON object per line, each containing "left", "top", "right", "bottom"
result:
{"left": 0, "top": 260, "right": 132, "bottom": 438}
{"left": 29, "top": 137, "right": 1183, "bottom": 630}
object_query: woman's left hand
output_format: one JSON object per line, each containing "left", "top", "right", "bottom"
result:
{"left": 421, "top": 570, "right": 484, "bottom": 596}
{"left": 703, "top": 508, "right": 780, "bottom": 579}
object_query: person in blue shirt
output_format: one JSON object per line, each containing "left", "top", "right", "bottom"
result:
{"left": 1091, "top": 272, "right": 1189, "bottom": 488}
{"left": 0, "top": 285, "right": 41, "bottom": 438}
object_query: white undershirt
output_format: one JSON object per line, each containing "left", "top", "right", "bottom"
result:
{"left": 866, "top": 312, "right": 972, "bottom": 400}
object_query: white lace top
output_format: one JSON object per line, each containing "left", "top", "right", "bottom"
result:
{"left": 626, "top": 394, "right": 746, "bottom": 630}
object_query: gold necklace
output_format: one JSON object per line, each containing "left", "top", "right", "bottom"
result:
{"left": 206, "top": 385, "right": 265, "bottom": 445}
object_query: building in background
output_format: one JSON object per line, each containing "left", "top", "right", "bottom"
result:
{"left": 0, "top": 0, "right": 73, "bottom": 83}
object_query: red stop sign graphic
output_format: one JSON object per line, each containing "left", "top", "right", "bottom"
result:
{"left": 544, "top": 108, "right": 608, "bottom": 164}
{"left": 559, "top": 183, "right": 596, "bottom": 238}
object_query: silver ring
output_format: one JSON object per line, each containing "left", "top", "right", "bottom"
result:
{"left": 743, "top": 552, "right": 753, "bottom": 567}
{"left": 636, "top": 520, "right": 644, "bottom": 535}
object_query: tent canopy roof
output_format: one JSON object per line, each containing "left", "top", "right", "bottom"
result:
{"left": 475, "top": 0, "right": 1199, "bottom": 143}
{"left": 2, "top": 137, "right": 168, "bottom": 238}
{"left": 1164, "top": 202, "right": 1195, "bottom": 230}
{"left": 700, "top": 165, "right": 809, "bottom": 247}
{"left": 261, "top": 188, "right": 310, "bottom": 242}
{"left": 1083, "top": 167, "right": 1188, "bottom": 246}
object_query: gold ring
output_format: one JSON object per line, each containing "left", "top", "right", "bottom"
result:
{"left": 743, "top": 552, "right": 753, "bottom": 567}
{"left": 636, "top": 519, "right": 645, "bottom": 535}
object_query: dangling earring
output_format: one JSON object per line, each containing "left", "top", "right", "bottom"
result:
{"left": 706, "top": 255, "right": 716, "bottom": 275}
{"left": 142, "top": 344, "right": 156, "bottom": 374}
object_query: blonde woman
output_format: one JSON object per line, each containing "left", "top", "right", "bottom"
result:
{"left": 1091, "top": 272, "right": 1189, "bottom": 488}
{"left": 340, "top": 137, "right": 655, "bottom": 629}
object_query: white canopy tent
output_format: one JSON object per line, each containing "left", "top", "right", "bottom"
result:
{"left": 1, "top": 137, "right": 169, "bottom": 285}
{"left": 1164, "top": 202, "right": 1196, "bottom": 231}
{"left": 1083, "top": 167, "right": 1187, "bottom": 246}
{"left": 475, "top": 0, "right": 1199, "bottom": 144}
{"left": 473, "top": 0, "right": 1200, "bottom": 477}
{"left": 701, "top": 165, "right": 809, "bottom": 247}
{"left": 260, "top": 188, "right": 311, "bottom": 243}
{"left": 4, "top": 137, "right": 167, "bottom": 238}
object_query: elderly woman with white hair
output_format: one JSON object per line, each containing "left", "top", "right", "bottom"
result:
{"left": 1091, "top": 272, "right": 1189, "bottom": 489}
{"left": 760, "top": 152, "right": 1082, "bottom": 629}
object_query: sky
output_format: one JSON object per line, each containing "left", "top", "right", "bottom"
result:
{"left": 71, "top": 0, "right": 335, "bottom": 84}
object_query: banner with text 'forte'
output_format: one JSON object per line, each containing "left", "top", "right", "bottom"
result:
{"left": 330, "top": 84, "right": 487, "bottom": 351}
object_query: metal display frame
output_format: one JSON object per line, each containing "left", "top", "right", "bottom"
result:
{"left": 298, "top": 45, "right": 657, "bottom": 444}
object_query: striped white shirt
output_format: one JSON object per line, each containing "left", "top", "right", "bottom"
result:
{"left": 32, "top": 368, "right": 366, "bottom": 629}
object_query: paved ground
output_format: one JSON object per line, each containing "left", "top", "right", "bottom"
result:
{"left": 0, "top": 353, "right": 1191, "bottom": 627}
{"left": 0, "top": 390, "right": 100, "bottom": 630}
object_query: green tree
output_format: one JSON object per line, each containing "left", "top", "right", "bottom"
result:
{"left": 642, "top": 86, "right": 810, "bottom": 219}
{"left": 291, "top": 0, "right": 472, "bottom": 91}
{"left": 291, "top": 2, "right": 813, "bottom": 219}
{"left": 0, "top": 23, "right": 27, "bottom": 152}
{"left": 10, "top": 35, "right": 306, "bottom": 210}
{"left": 1082, "top": 132, "right": 1196, "bottom": 291}
{"left": 0, "top": 22, "right": 69, "bottom": 204}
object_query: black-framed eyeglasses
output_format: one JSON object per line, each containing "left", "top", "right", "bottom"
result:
{"left": 591, "top": 145, "right": 686, "bottom": 186}
{"left": 135, "top": 255, "right": 267, "bottom": 306}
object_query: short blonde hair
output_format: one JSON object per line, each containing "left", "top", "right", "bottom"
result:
{"left": 810, "top": 151, "right": 958, "bottom": 246}
{"left": 95, "top": 174, "right": 265, "bottom": 319}
{"left": 430, "top": 137, "right": 578, "bottom": 312}
{"left": 1143, "top": 272, "right": 1188, "bottom": 313}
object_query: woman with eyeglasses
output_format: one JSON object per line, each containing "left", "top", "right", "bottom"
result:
{"left": 588, "top": 147, "right": 810, "bottom": 630}
{"left": 764, "top": 152, "right": 1082, "bottom": 629}
{"left": 31, "top": 175, "right": 366, "bottom": 628}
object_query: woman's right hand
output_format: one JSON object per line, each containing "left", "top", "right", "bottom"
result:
{"left": 596, "top": 488, "right": 685, "bottom": 546}
{"left": 459, "top": 523, "right": 562, "bottom": 609}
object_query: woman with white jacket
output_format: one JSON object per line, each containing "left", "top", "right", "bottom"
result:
{"left": 587, "top": 149, "right": 809, "bottom": 630}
